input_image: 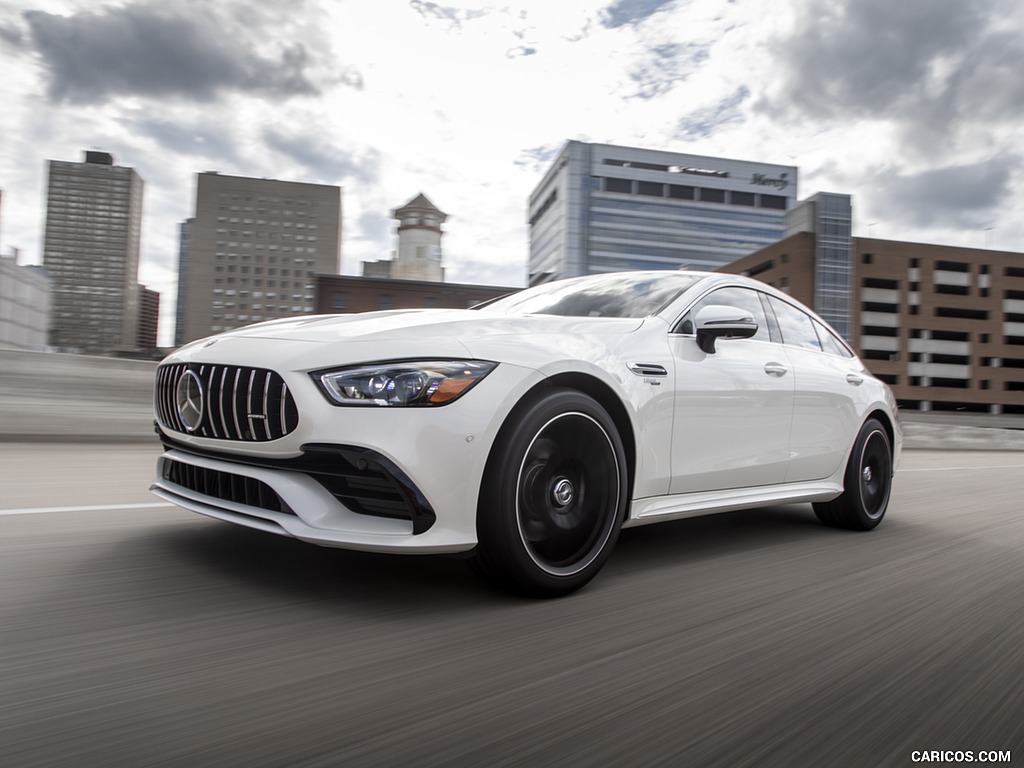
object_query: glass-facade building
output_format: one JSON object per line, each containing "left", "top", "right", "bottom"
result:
{"left": 527, "top": 142, "right": 798, "bottom": 286}
{"left": 783, "top": 192, "right": 854, "bottom": 340}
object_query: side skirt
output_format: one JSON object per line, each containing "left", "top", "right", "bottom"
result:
{"left": 624, "top": 480, "right": 843, "bottom": 529}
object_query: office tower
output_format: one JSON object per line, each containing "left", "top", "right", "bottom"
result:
{"left": 177, "top": 173, "right": 341, "bottom": 344}
{"left": 174, "top": 218, "right": 192, "bottom": 347}
{"left": 42, "top": 151, "right": 144, "bottom": 353}
{"left": 527, "top": 141, "right": 797, "bottom": 285}
{"left": 137, "top": 284, "right": 160, "bottom": 351}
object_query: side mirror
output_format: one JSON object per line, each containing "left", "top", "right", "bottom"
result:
{"left": 694, "top": 304, "right": 758, "bottom": 354}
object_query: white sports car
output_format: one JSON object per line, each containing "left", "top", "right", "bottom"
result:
{"left": 151, "top": 271, "right": 900, "bottom": 597}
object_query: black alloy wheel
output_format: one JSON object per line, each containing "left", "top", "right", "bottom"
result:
{"left": 472, "top": 388, "right": 628, "bottom": 597}
{"left": 813, "top": 417, "right": 893, "bottom": 531}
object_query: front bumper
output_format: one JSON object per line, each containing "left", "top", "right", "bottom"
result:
{"left": 149, "top": 348, "right": 543, "bottom": 554}
{"left": 151, "top": 440, "right": 470, "bottom": 554}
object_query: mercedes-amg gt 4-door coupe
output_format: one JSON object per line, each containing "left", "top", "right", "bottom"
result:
{"left": 152, "top": 271, "right": 900, "bottom": 597}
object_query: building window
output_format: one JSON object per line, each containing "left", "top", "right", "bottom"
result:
{"left": 863, "top": 277, "right": 899, "bottom": 289}
{"left": 637, "top": 181, "right": 663, "bottom": 197}
{"left": 698, "top": 188, "right": 725, "bottom": 204}
{"left": 729, "top": 191, "right": 756, "bottom": 206}
{"left": 379, "top": 293, "right": 393, "bottom": 310}
{"left": 604, "top": 177, "right": 632, "bottom": 194}
{"left": 935, "top": 307, "right": 988, "bottom": 320}
{"left": 668, "top": 184, "right": 695, "bottom": 200}
{"left": 759, "top": 194, "right": 786, "bottom": 209}
{"left": 862, "top": 253, "right": 873, "bottom": 264}
{"left": 332, "top": 291, "right": 347, "bottom": 310}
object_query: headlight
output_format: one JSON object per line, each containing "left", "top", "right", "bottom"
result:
{"left": 312, "top": 360, "right": 497, "bottom": 407}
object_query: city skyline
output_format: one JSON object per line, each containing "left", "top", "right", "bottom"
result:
{"left": 2, "top": 0, "right": 1023, "bottom": 347}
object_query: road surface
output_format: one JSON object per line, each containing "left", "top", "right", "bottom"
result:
{"left": 1, "top": 443, "right": 1022, "bottom": 767}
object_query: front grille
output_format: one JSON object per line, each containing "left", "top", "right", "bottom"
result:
{"left": 156, "top": 363, "right": 299, "bottom": 441}
{"left": 163, "top": 458, "right": 293, "bottom": 515}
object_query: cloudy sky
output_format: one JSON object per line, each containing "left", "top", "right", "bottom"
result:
{"left": 1, "top": 0, "right": 1022, "bottom": 343}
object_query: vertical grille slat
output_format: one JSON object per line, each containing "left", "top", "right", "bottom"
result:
{"left": 219, "top": 368, "right": 231, "bottom": 438}
{"left": 231, "top": 369, "right": 243, "bottom": 440}
{"left": 262, "top": 371, "right": 272, "bottom": 442}
{"left": 246, "top": 369, "right": 257, "bottom": 442}
{"left": 205, "top": 367, "right": 220, "bottom": 438}
{"left": 279, "top": 382, "right": 288, "bottom": 438}
{"left": 155, "top": 363, "right": 298, "bottom": 442}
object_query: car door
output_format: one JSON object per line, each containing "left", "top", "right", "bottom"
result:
{"left": 764, "top": 295, "right": 864, "bottom": 483}
{"left": 668, "top": 287, "right": 795, "bottom": 494}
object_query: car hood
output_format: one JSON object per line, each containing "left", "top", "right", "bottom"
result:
{"left": 182, "top": 309, "right": 644, "bottom": 346}
{"left": 167, "top": 309, "right": 650, "bottom": 374}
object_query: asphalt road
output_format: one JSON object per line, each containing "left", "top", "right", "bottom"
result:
{"left": 2, "top": 443, "right": 1022, "bottom": 768}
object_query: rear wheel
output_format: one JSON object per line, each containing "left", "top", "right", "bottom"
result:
{"left": 471, "top": 388, "right": 627, "bottom": 597}
{"left": 813, "top": 417, "right": 892, "bottom": 530}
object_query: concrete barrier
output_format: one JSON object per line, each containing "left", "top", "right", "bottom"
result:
{"left": 0, "top": 349, "right": 158, "bottom": 442}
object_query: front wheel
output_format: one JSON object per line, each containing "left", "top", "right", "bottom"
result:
{"left": 813, "top": 417, "right": 893, "bottom": 530}
{"left": 471, "top": 388, "right": 628, "bottom": 598}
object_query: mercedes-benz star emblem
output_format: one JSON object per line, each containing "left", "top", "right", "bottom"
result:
{"left": 175, "top": 370, "right": 205, "bottom": 433}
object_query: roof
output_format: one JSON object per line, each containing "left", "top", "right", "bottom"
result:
{"left": 396, "top": 193, "right": 444, "bottom": 214}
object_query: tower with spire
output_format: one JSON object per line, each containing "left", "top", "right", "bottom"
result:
{"left": 363, "top": 193, "right": 446, "bottom": 282}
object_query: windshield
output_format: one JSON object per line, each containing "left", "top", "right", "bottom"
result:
{"left": 477, "top": 272, "right": 704, "bottom": 318}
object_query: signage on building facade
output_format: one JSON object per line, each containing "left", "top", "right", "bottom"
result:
{"left": 750, "top": 172, "right": 790, "bottom": 190}
{"left": 671, "top": 166, "right": 730, "bottom": 178}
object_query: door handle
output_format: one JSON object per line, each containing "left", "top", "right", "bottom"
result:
{"left": 846, "top": 373, "right": 864, "bottom": 386}
{"left": 764, "top": 362, "right": 788, "bottom": 377}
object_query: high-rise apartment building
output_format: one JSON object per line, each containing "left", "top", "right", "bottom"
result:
{"left": 177, "top": 173, "right": 342, "bottom": 344}
{"left": 527, "top": 141, "right": 797, "bottom": 285}
{"left": 42, "top": 151, "right": 144, "bottom": 353}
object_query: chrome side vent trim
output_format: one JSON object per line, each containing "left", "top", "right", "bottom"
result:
{"left": 156, "top": 363, "right": 299, "bottom": 441}
{"left": 627, "top": 362, "right": 668, "bottom": 377}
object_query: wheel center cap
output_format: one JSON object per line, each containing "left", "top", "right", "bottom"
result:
{"left": 863, "top": 465, "right": 873, "bottom": 484}
{"left": 552, "top": 478, "right": 574, "bottom": 506}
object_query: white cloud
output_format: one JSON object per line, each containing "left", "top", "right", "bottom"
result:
{"left": 2, "top": 0, "right": 1023, "bottom": 346}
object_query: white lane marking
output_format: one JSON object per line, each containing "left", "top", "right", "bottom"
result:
{"left": 0, "top": 502, "right": 175, "bottom": 516}
{"left": 899, "top": 464, "right": 1024, "bottom": 473}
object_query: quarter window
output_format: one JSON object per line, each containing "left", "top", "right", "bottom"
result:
{"left": 813, "top": 319, "right": 854, "bottom": 358}
{"left": 768, "top": 297, "right": 822, "bottom": 352}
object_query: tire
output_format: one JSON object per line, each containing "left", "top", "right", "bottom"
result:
{"left": 471, "top": 388, "right": 628, "bottom": 598}
{"left": 813, "top": 417, "right": 893, "bottom": 531}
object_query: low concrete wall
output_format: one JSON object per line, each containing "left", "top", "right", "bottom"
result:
{"left": 0, "top": 349, "right": 159, "bottom": 442}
